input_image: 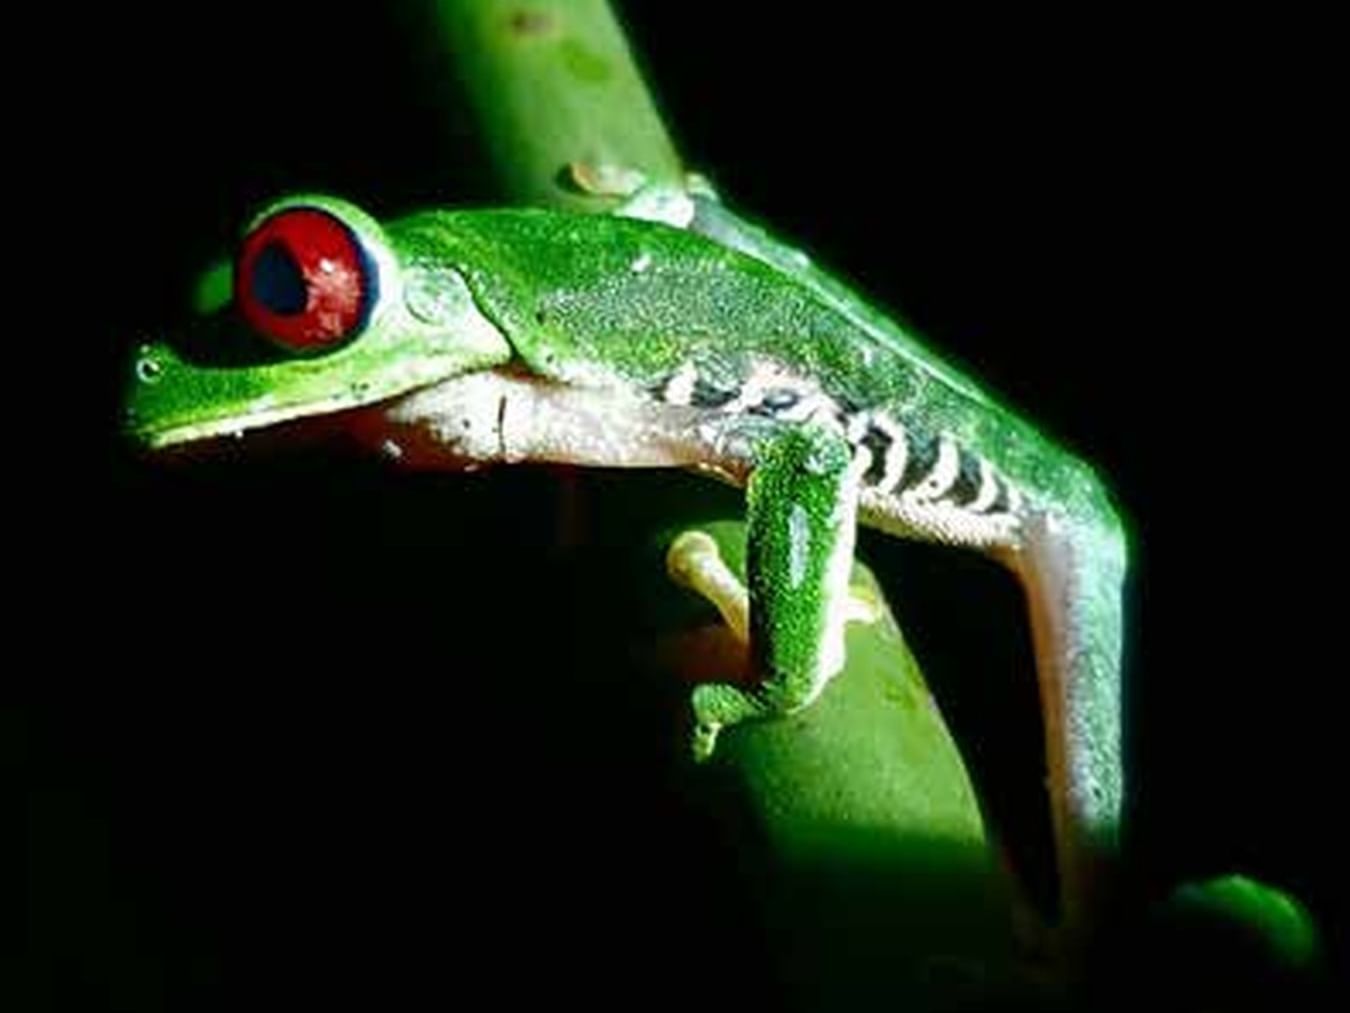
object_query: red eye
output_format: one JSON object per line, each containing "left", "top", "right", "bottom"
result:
{"left": 235, "top": 207, "right": 376, "bottom": 352}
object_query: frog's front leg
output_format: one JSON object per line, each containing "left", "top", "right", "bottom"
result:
{"left": 667, "top": 425, "right": 866, "bottom": 759}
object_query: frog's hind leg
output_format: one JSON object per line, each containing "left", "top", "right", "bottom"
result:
{"left": 1000, "top": 508, "right": 1127, "bottom": 938}
{"left": 665, "top": 426, "right": 874, "bottom": 759}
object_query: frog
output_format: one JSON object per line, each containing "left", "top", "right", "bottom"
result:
{"left": 124, "top": 185, "right": 1127, "bottom": 936}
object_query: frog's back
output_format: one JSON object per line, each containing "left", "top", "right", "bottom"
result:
{"left": 392, "top": 208, "right": 1116, "bottom": 545}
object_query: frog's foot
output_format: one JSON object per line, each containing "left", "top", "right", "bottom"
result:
{"left": 667, "top": 530, "right": 750, "bottom": 643}
{"left": 843, "top": 579, "right": 884, "bottom": 626}
{"left": 666, "top": 531, "right": 775, "bottom": 762}
{"left": 566, "top": 160, "right": 703, "bottom": 229}
{"left": 566, "top": 160, "right": 649, "bottom": 199}
{"left": 567, "top": 161, "right": 718, "bottom": 201}
{"left": 690, "top": 683, "right": 767, "bottom": 761}
{"left": 665, "top": 429, "right": 875, "bottom": 762}
{"left": 666, "top": 529, "right": 880, "bottom": 645}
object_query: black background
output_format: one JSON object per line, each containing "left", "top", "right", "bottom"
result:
{"left": 13, "top": 2, "right": 1340, "bottom": 1009}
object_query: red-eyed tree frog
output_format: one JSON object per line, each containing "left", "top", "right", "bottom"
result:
{"left": 125, "top": 181, "right": 1128, "bottom": 936}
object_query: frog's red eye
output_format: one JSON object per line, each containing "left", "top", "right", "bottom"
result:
{"left": 235, "top": 207, "right": 377, "bottom": 352}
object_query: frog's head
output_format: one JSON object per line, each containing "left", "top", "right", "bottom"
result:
{"left": 125, "top": 194, "right": 511, "bottom": 450}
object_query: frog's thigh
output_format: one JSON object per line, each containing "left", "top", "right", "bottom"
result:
{"left": 676, "top": 425, "right": 864, "bottom": 759}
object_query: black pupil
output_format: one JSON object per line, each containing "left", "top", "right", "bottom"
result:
{"left": 251, "top": 241, "right": 308, "bottom": 315}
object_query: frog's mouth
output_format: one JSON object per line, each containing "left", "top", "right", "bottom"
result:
{"left": 124, "top": 358, "right": 731, "bottom": 479}
{"left": 121, "top": 336, "right": 467, "bottom": 459}
{"left": 123, "top": 327, "right": 510, "bottom": 454}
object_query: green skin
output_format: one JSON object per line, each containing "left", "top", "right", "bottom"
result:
{"left": 126, "top": 189, "right": 1127, "bottom": 934}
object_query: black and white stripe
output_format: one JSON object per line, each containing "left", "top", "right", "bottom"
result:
{"left": 845, "top": 411, "right": 1019, "bottom": 517}
{"left": 650, "top": 361, "right": 1020, "bottom": 518}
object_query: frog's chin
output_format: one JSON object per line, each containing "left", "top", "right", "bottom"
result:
{"left": 357, "top": 365, "right": 734, "bottom": 476}
{"left": 340, "top": 380, "right": 508, "bottom": 472}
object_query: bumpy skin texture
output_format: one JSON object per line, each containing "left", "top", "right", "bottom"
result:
{"left": 126, "top": 198, "right": 1127, "bottom": 932}
{"left": 397, "top": 209, "right": 1127, "bottom": 919}
{"left": 394, "top": 209, "right": 1118, "bottom": 529}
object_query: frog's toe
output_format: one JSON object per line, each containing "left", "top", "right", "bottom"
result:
{"left": 846, "top": 581, "right": 885, "bottom": 625}
{"left": 691, "top": 720, "right": 721, "bottom": 763}
{"left": 666, "top": 529, "right": 750, "bottom": 644}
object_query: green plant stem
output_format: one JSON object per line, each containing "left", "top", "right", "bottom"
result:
{"left": 430, "top": 2, "right": 1019, "bottom": 1002}
{"left": 432, "top": 0, "right": 682, "bottom": 211}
